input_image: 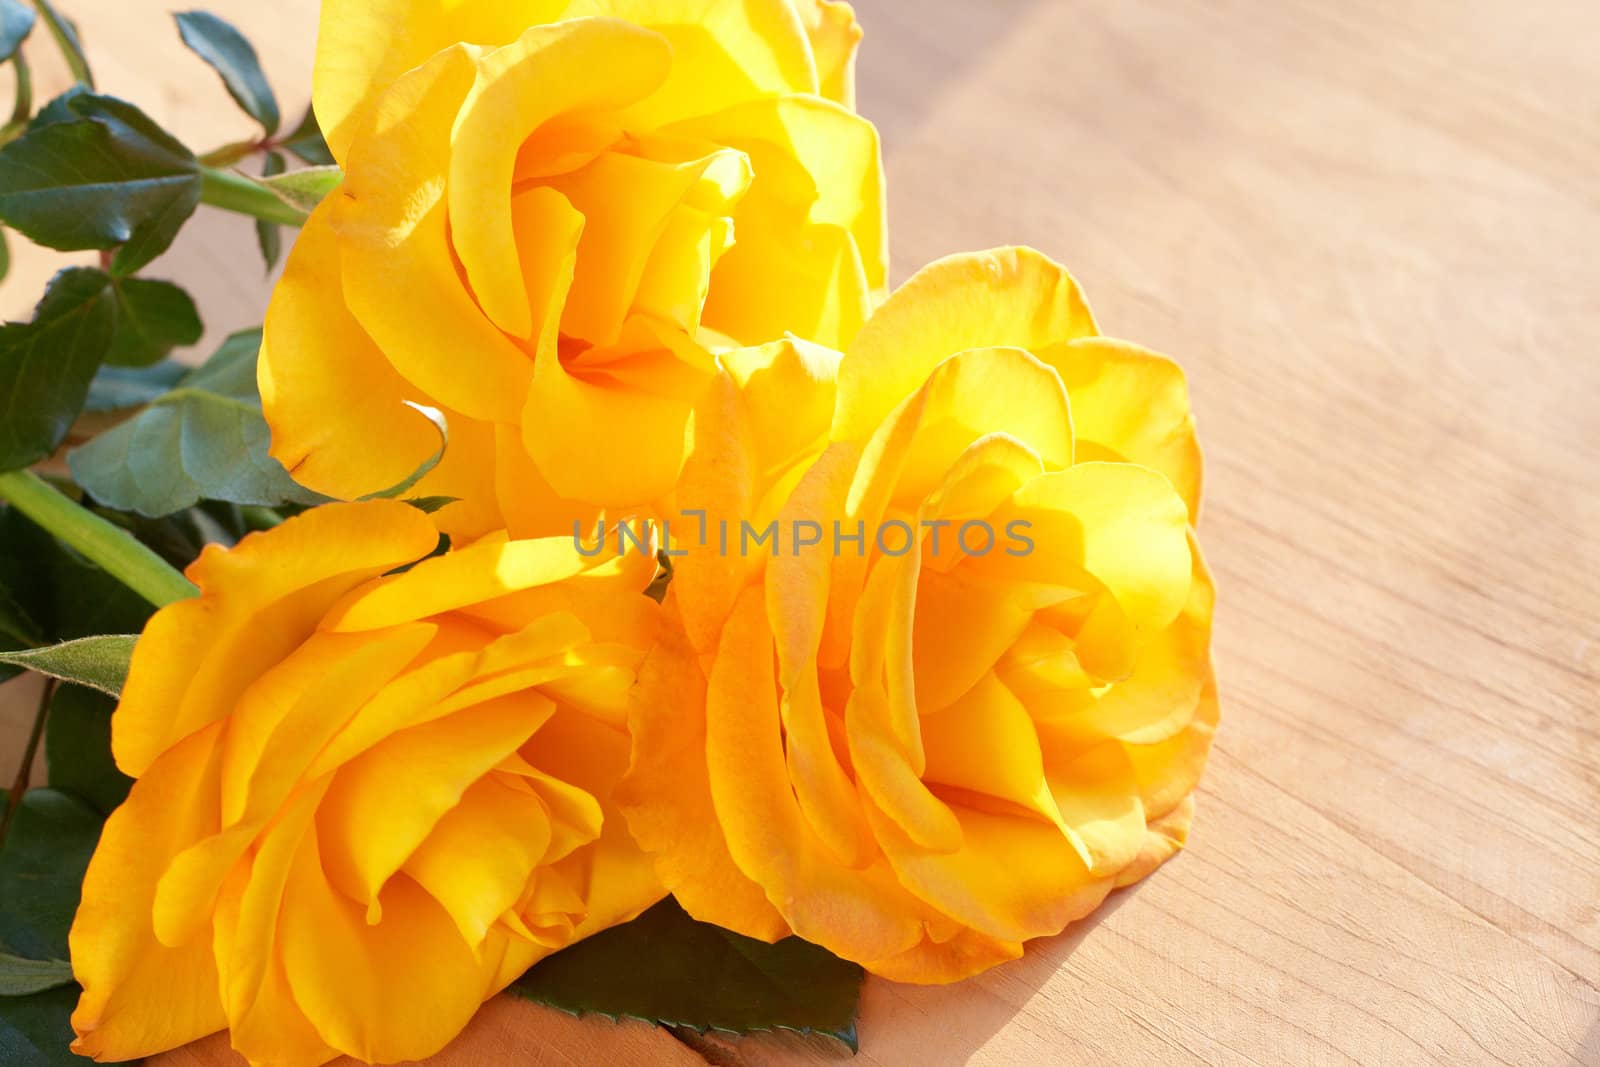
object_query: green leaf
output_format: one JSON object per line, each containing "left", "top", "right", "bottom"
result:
{"left": 0, "top": 228, "right": 9, "bottom": 286}
{"left": 0, "top": 268, "right": 116, "bottom": 472}
{"left": 26, "top": 85, "right": 83, "bottom": 130}
{"left": 0, "top": 956, "right": 72, "bottom": 997}
{"left": 105, "top": 276, "right": 203, "bottom": 367}
{"left": 0, "top": 789, "right": 101, "bottom": 960}
{"left": 0, "top": 635, "right": 136, "bottom": 696}
{"left": 0, "top": 92, "right": 199, "bottom": 275}
{"left": 255, "top": 150, "right": 285, "bottom": 272}
{"left": 0, "top": 504, "right": 155, "bottom": 648}
{"left": 68, "top": 328, "right": 328, "bottom": 516}
{"left": 508, "top": 898, "right": 863, "bottom": 1050}
{"left": 0, "top": 0, "right": 35, "bottom": 63}
{"left": 84, "top": 360, "right": 186, "bottom": 412}
{"left": 0, "top": 983, "right": 90, "bottom": 1066}
{"left": 251, "top": 164, "right": 341, "bottom": 215}
{"left": 403, "top": 495, "right": 458, "bottom": 515}
{"left": 280, "top": 104, "right": 333, "bottom": 166}
{"left": 44, "top": 686, "right": 130, "bottom": 816}
{"left": 174, "top": 10, "right": 279, "bottom": 136}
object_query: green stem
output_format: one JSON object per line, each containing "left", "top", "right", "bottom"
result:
{"left": 200, "top": 167, "right": 308, "bottom": 227}
{"left": 0, "top": 471, "right": 196, "bottom": 607}
{"left": 240, "top": 506, "right": 284, "bottom": 531}
{"left": 198, "top": 139, "right": 262, "bottom": 168}
{"left": 0, "top": 53, "right": 32, "bottom": 147}
{"left": 29, "top": 0, "right": 92, "bottom": 89}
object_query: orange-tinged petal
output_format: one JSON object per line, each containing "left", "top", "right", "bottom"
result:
{"left": 672, "top": 338, "right": 840, "bottom": 652}
{"left": 833, "top": 247, "right": 1098, "bottom": 443}
{"left": 222, "top": 946, "right": 337, "bottom": 1067}
{"left": 545, "top": 801, "right": 668, "bottom": 952}
{"left": 460, "top": 552, "right": 660, "bottom": 645}
{"left": 214, "top": 777, "right": 334, "bottom": 1066}
{"left": 220, "top": 624, "right": 437, "bottom": 828}
{"left": 324, "top": 535, "right": 595, "bottom": 632}
{"left": 301, "top": 648, "right": 482, "bottom": 781}
{"left": 768, "top": 440, "right": 861, "bottom": 680}
{"left": 498, "top": 756, "right": 603, "bottom": 867}
{"left": 919, "top": 672, "right": 1064, "bottom": 829}
{"left": 316, "top": 694, "right": 551, "bottom": 911}
{"left": 494, "top": 423, "right": 604, "bottom": 540}
{"left": 862, "top": 926, "right": 1024, "bottom": 986}
{"left": 911, "top": 568, "right": 1035, "bottom": 713}
{"left": 70, "top": 725, "right": 226, "bottom": 1061}
{"left": 113, "top": 502, "right": 437, "bottom": 777}
{"left": 510, "top": 700, "right": 667, "bottom": 943}
{"left": 846, "top": 681, "right": 961, "bottom": 853}
{"left": 1044, "top": 741, "right": 1148, "bottom": 875}
{"left": 866, "top": 794, "right": 1114, "bottom": 946}
{"left": 280, "top": 838, "right": 490, "bottom": 1063}
{"left": 707, "top": 588, "right": 927, "bottom": 962}
{"left": 617, "top": 604, "right": 790, "bottom": 940}
{"left": 518, "top": 700, "right": 630, "bottom": 799}
{"left": 403, "top": 774, "right": 553, "bottom": 946}
{"left": 669, "top": 371, "right": 759, "bottom": 654}
{"left": 782, "top": 668, "right": 875, "bottom": 868}
{"left": 524, "top": 317, "right": 713, "bottom": 506}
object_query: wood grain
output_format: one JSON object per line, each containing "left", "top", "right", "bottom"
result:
{"left": 1, "top": 1, "right": 1595, "bottom": 1063}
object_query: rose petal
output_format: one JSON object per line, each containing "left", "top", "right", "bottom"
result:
{"left": 70, "top": 725, "right": 227, "bottom": 1061}
{"left": 113, "top": 502, "right": 438, "bottom": 777}
{"left": 834, "top": 247, "right": 1098, "bottom": 443}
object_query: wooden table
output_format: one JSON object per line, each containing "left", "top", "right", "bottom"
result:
{"left": 3, "top": 1, "right": 1597, "bottom": 1063}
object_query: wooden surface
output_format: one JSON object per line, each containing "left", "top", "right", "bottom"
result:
{"left": 3, "top": 1, "right": 1598, "bottom": 1063}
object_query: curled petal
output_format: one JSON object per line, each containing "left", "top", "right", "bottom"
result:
{"left": 113, "top": 502, "right": 437, "bottom": 777}
{"left": 834, "top": 247, "right": 1097, "bottom": 443}
{"left": 1050, "top": 337, "right": 1203, "bottom": 519}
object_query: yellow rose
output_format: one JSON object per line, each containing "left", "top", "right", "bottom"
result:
{"left": 622, "top": 248, "right": 1218, "bottom": 982}
{"left": 260, "top": 0, "right": 884, "bottom": 539}
{"left": 69, "top": 501, "right": 668, "bottom": 1064}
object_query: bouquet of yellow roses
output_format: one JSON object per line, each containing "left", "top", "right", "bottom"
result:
{"left": 0, "top": 2, "right": 1217, "bottom": 1063}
